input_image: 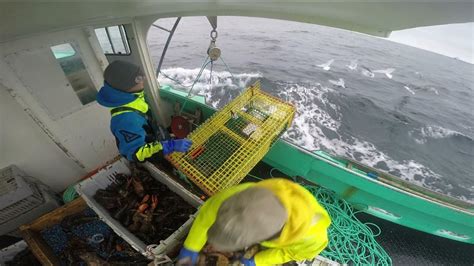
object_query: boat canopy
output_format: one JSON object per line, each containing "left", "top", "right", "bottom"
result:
{"left": 1, "top": 1, "right": 473, "bottom": 42}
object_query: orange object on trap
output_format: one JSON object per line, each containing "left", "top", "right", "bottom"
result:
{"left": 168, "top": 80, "right": 295, "bottom": 195}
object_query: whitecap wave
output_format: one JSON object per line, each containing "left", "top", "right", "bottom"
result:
{"left": 346, "top": 60, "right": 358, "bottom": 70}
{"left": 361, "top": 67, "right": 375, "bottom": 78}
{"left": 404, "top": 86, "right": 416, "bottom": 95}
{"left": 317, "top": 59, "right": 334, "bottom": 71}
{"left": 428, "top": 87, "right": 439, "bottom": 95}
{"left": 410, "top": 125, "right": 471, "bottom": 146}
{"left": 373, "top": 68, "right": 395, "bottom": 79}
{"left": 329, "top": 78, "right": 345, "bottom": 88}
{"left": 421, "top": 125, "right": 465, "bottom": 139}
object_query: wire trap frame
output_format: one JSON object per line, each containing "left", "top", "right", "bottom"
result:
{"left": 168, "top": 80, "right": 295, "bottom": 195}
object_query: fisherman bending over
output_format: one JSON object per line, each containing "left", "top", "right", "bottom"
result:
{"left": 177, "top": 178, "right": 331, "bottom": 265}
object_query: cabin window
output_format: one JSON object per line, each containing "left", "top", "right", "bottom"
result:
{"left": 50, "top": 43, "right": 97, "bottom": 105}
{"left": 95, "top": 25, "right": 131, "bottom": 55}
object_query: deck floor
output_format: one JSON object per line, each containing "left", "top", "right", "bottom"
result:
{"left": 356, "top": 212, "right": 474, "bottom": 265}
{"left": 3, "top": 160, "right": 472, "bottom": 265}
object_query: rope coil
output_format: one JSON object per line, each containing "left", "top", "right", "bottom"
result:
{"left": 303, "top": 184, "right": 392, "bottom": 266}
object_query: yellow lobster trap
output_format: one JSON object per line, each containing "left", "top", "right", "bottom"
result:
{"left": 169, "top": 80, "right": 295, "bottom": 195}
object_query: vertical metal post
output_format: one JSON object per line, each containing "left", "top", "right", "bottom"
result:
{"left": 105, "top": 26, "right": 116, "bottom": 54}
{"left": 155, "top": 17, "right": 181, "bottom": 77}
{"left": 119, "top": 25, "right": 130, "bottom": 54}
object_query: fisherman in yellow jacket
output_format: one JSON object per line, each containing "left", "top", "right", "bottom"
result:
{"left": 176, "top": 178, "right": 331, "bottom": 265}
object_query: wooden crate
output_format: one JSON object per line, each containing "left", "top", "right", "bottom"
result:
{"left": 19, "top": 198, "right": 87, "bottom": 266}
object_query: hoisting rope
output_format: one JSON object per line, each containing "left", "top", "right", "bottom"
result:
{"left": 158, "top": 54, "right": 212, "bottom": 114}
{"left": 159, "top": 23, "right": 238, "bottom": 115}
{"left": 209, "top": 60, "right": 214, "bottom": 86}
{"left": 159, "top": 55, "right": 235, "bottom": 90}
{"left": 247, "top": 172, "right": 392, "bottom": 266}
{"left": 179, "top": 57, "right": 212, "bottom": 114}
{"left": 159, "top": 55, "right": 211, "bottom": 90}
{"left": 219, "top": 56, "right": 235, "bottom": 80}
{"left": 160, "top": 54, "right": 237, "bottom": 115}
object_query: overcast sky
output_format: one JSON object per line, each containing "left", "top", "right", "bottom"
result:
{"left": 388, "top": 22, "right": 474, "bottom": 64}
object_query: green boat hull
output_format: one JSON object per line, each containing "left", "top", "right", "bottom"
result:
{"left": 159, "top": 85, "right": 474, "bottom": 244}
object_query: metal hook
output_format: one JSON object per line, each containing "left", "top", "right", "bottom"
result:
{"left": 210, "top": 29, "right": 218, "bottom": 41}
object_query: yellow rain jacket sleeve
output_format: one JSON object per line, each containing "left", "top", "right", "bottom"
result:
{"left": 134, "top": 141, "right": 164, "bottom": 162}
{"left": 182, "top": 179, "right": 331, "bottom": 266}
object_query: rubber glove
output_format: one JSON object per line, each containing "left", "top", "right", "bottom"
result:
{"left": 161, "top": 139, "right": 192, "bottom": 155}
{"left": 176, "top": 247, "right": 199, "bottom": 266}
{"left": 241, "top": 257, "right": 256, "bottom": 266}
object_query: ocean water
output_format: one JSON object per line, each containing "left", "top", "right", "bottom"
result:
{"left": 147, "top": 17, "right": 474, "bottom": 203}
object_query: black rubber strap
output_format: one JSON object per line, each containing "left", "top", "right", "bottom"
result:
{"left": 110, "top": 106, "right": 147, "bottom": 118}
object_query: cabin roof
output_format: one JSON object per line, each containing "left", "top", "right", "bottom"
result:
{"left": 1, "top": 1, "right": 473, "bottom": 42}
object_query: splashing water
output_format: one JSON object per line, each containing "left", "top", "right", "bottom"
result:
{"left": 159, "top": 67, "right": 261, "bottom": 108}
{"left": 317, "top": 59, "right": 335, "bottom": 71}
{"left": 361, "top": 67, "right": 375, "bottom": 78}
{"left": 404, "top": 86, "right": 416, "bottom": 95}
{"left": 275, "top": 81, "right": 446, "bottom": 193}
{"left": 346, "top": 59, "right": 358, "bottom": 70}
{"left": 329, "top": 78, "right": 345, "bottom": 88}
{"left": 373, "top": 68, "right": 396, "bottom": 79}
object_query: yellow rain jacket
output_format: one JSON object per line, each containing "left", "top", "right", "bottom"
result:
{"left": 183, "top": 178, "right": 331, "bottom": 265}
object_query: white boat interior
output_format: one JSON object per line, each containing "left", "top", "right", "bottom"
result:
{"left": 0, "top": 1, "right": 473, "bottom": 264}
{"left": 1, "top": 0, "right": 472, "bottom": 192}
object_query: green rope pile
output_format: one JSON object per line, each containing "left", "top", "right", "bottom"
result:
{"left": 303, "top": 184, "right": 392, "bottom": 266}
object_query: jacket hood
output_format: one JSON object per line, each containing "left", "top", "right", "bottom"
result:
{"left": 256, "top": 178, "right": 329, "bottom": 246}
{"left": 96, "top": 82, "right": 137, "bottom": 107}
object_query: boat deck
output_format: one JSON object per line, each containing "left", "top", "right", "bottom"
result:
{"left": 357, "top": 212, "right": 474, "bottom": 265}
{"left": 3, "top": 159, "right": 472, "bottom": 265}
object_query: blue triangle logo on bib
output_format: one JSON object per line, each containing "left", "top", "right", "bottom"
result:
{"left": 119, "top": 130, "right": 140, "bottom": 143}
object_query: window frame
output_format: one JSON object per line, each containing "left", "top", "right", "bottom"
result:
{"left": 95, "top": 25, "right": 131, "bottom": 56}
{"left": 49, "top": 41, "right": 98, "bottom": 108}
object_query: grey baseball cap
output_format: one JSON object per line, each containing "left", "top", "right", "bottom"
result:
{"left": 207, "top": 187, "right": 287, "bottom": 252}
{"left": 103, "top": 60, "right": 144, "bottom": 92}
